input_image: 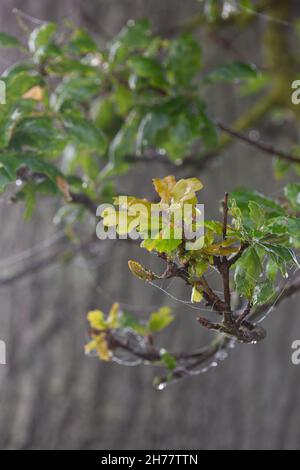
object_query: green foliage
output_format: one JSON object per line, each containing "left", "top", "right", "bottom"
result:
{"left": 0, "top": 19, "right": 259, "bottom": 218}
{"left": 102, "top": 176, "right": 299, "bottom": 309}
{"left": 86, "top": 303, "right": 174, "bottom": 362}
{"left": 1, "top": 11, "right": 300, "bottom": 384}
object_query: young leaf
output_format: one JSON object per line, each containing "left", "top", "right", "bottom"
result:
{"left": 87, "top": 310, "right": 107, "bottom": 330}
{"left": 128, "top": 260, "right": 158, "bottom": 282}
{"left": 160, "top": 350, "right": 177, "bottom": 370}
{"left": 147, "top": 307, "right": 174, "bottom": 333}
{"left": 141, "top": 237, "right": 182, "bottom": 255}
{"left": 191, "top": 285, "right": 203, "bottom": 303}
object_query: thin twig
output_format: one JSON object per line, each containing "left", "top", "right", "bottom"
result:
{"left": 218, "top": 122, "right": 300, "bottom": 165}
{"left": 237, "top": 301, "right": 253, "bottom": 326}
{"left": 13, "top": 8, "right": 48, "bottom": 25}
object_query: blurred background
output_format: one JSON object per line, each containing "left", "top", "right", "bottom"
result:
{"left": 0, "top": 0, "right": 299, "bottom": 450}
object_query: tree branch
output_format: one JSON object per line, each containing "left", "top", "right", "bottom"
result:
{"left": 70, "top": 192, "right": 98, "bottom": 215}
{"left": 217, "top": 122, "right": 300, "bottom": 165}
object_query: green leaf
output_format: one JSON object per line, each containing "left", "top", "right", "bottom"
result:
{"left": 284, "top": 183, "right": 300, "bottom": 212}
{"left": 163, "top": 114, "right": 196, "bottom": 161}
{"left": 288, "top": 217, "right": 300, "bottom": 248}
{"left": 230, "top": 189, "right": 284, "bottom": 217}
{"left": 261, "top": 243, "right": 299, "bottom": 270}
{"left": 166, "top": 33, "right": 202, "bottom": 86}
{"left": 0, "top": 166, "right": 12, "bottom": 192}
{"left": 204, "top": 62, "right": 258, "bottom": 84}
{"left": 141, "top": 237, "right": 182, "bottom": 255}
{"left": 191, "top": 285, "right": 203, "bottom": 303}
{"left": 29, "top": 22, "right": 57, "bottom": 54}
{"left": 253, "top": 280, "right": 275, "bottom": 306}
{"left": 266, "top": 258, "right": 279, "bottom": 282}
{"left": 196, "top": 101, "right": 218, "bottom": 149}
{"left": 188, "top": 258, "right": 209, "bottom": 279}
{"left": 0, "top": 32, "right": 23, "bottom": 50}
{"left": 54, "top": 77, "right": 101, "bottom": 110}
{"left": 1, "top": 61, "right": 34, "bottom": 80}
{"left": 234, "top": 246, "right": 262, "bottom": 299}
{"left": 109, "top": 112, "right": 140, "bottom": 164}
{"left": 129, "top": 56, "right": 166, "bottom": 89}
{"left": 117, "top": 19, "right": 151, "bottom": 47}
{"left": 249, "top": 201, "right": 265, "bottom": 228}
{"left": 22, "top": 183, "right": 37, "bottom": 220}
{"left": 3, "top": 71, "right": 43, "bottom": 101}
{"left": 113, "top": 84, "right": 133, "bottom": 116}
{"left": 66, "top": 28, "right": 98, "bottom": 54}
{"left": 0, "top": 100, "right": 40, "bottom": 151}
{"left": 240, "top": 73, "right": 270, "bottom": 96}
{"left": 136, "top": 111, "right": 170, "bottom": 155}
{"left": 10, "top": 117, "right": 66, "bottom": 157}
{"left": 274, "top": 157, "right": 290, "bottom": 179}
{"left": 63, "top": 116, "right": 107, "bottom": 154}
{"left": 110, "top": 19, "right": 152, "bottom": 62}
{"left": 46, "top": 57, "right": 95, "bottom": 75}
{"left": 0, "top": 152, "right": 63, "bottom": 185}
{"left": 147, "top": 307, "right": 174, "bottom": 333}
{"left": 160, "top": 350, "right": 177, "bottom": 370}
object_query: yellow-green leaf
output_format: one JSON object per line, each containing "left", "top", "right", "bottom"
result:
{"left": 87, "top": 310, "right": 106, "bottom": 330}
{"left": 191, "top": 285, "right": 203, "bottom": 303}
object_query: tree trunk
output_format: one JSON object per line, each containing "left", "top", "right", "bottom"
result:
{"left": 0, "top": 0, "right": 299, "bottom": 450}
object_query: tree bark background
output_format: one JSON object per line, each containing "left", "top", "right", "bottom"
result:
{"left": 0, "top": 0, "right": 299, "bottom": 450}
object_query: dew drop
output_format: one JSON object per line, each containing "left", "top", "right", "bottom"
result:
{"left": 157, "top": 382, "right": 167, "bottom": 391}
